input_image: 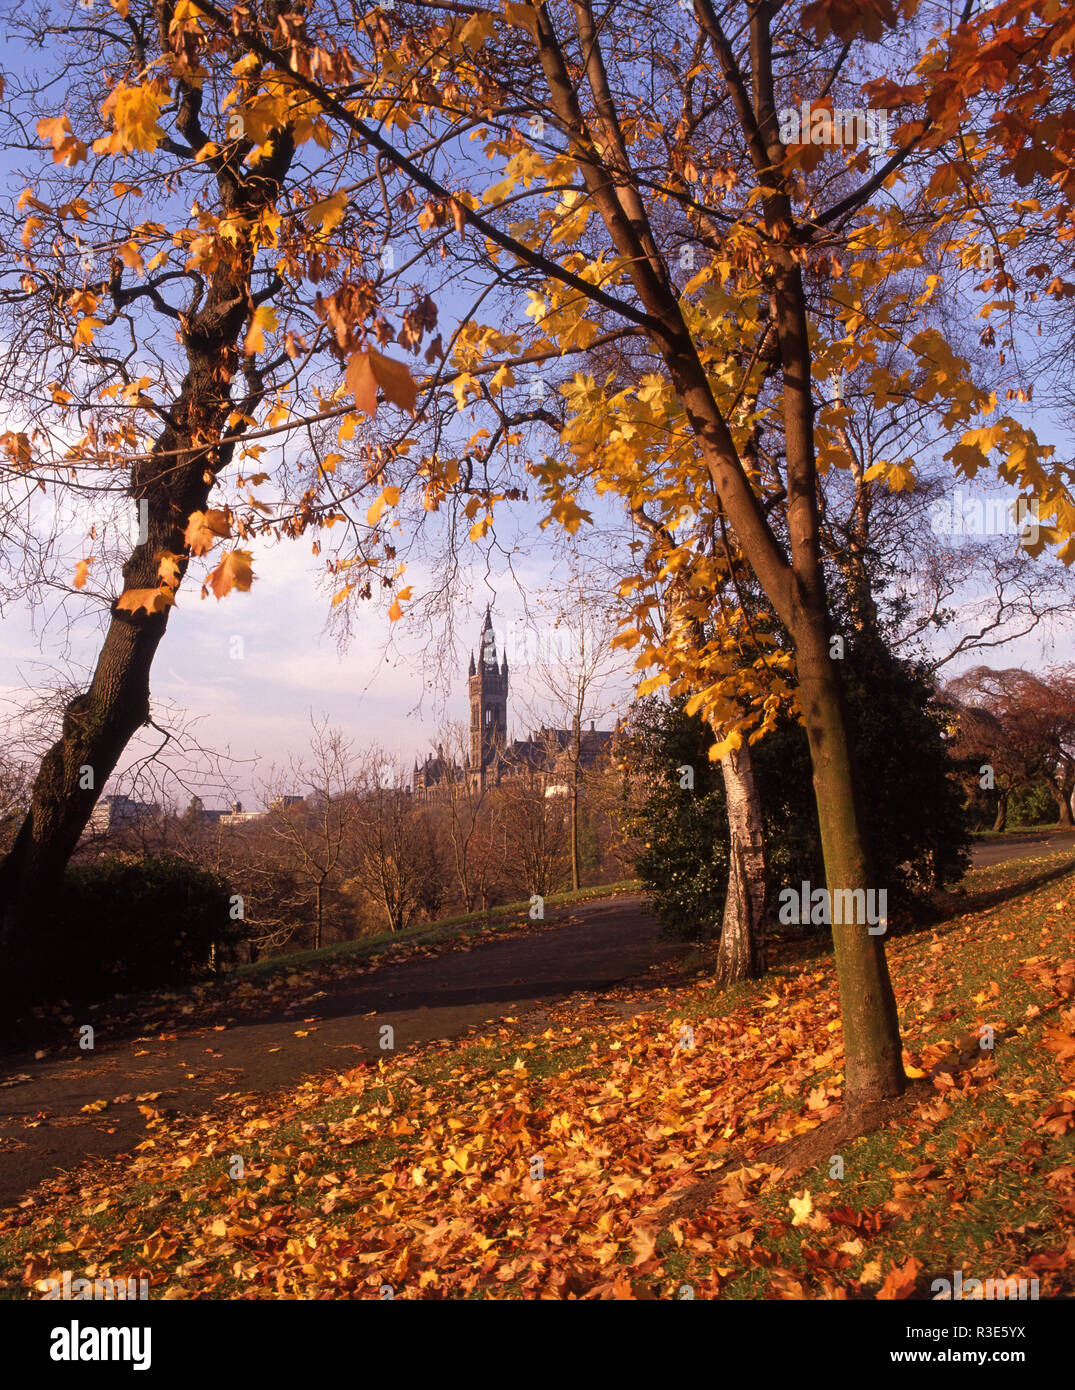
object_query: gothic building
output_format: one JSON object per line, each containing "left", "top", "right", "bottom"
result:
{"left": 411, "top": 607, "right": 615, "bottom": 797}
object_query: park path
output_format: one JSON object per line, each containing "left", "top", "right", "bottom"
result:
{"left": 0, "top": 894, "right": 683, "bottom": 1210}
{"left": 968, "top": 829, "right": 1075, "bottom": 866}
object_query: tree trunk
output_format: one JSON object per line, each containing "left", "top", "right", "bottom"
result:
{"left": 792, "top": 613, "right": 906, "bottom": 1107}
{"left": 1052, "top": 780, "right": 1074, "bottom": 826}
{"left": 714, "top": 741, "right": 768, "bottom": 985}
{"left": 314, "top": 883, "right": 323, "bottom": 951}
{"left": 569, "top": 782, "right": 581, "bottom": 892}
{"left": 993, "top": 795, "right": 1008, "bottom": 833}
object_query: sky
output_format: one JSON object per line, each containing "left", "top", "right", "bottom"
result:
{"left": 0, "top": 503, "right": 640, "bottom": 809}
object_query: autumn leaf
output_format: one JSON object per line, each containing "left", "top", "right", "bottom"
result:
{"left": 73, "top": 317, "right": 103, "bottom": 348}
{"left": 1042, "top": 1027, "right": 1075, "bottom": 1064}
{"left": 306, "top": 191, "right": 348, "bottom": 233}
{"left": 876, "top": 1255, "right": 922, "bottom": 1300}
{"left": 789, "top": 1191, "right": 813, "bottom": 1227}
{"left": 116, "top": 587, "right": 175, "bottom": 616}
{"left": 184, "top": 509, "right": 231, "bottom": 557}
{"left": 345, "top": 349, "right": 418, "bottom": 416}
{"left": 366, "top": 485, "right": 400, "bottom": 527}
{"left": 244, "top": 305, "right": 278, "bottom": 356}
{"left": 73, "top": 558, "right": 93, "bottom": 590}
{"left": 36, "top": 114, "right": 87, "bottom": 165}
{"left": 204, "top": 549, "right": 254, "bottom": 601}
{"left": 157, "top": 552, "right": 183, "bottom": 589}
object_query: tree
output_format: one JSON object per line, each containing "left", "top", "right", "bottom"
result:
{"left": 527, "top": 587, "right": 618, "bottom": 892}
{"left": 355, "top": 753, "right": 442, "bottom": 932}
{"left": 426, "top": 723, "right": 491, "bottom": 912}
{"left": 206, "top": 0, "right": 1075, "bottom": 1108}
{"left": 264, "top": 719, "right": 362, "bottom": 950}
{"left": 0, "top": 0, "right": 426, "bottom": 979}
{"left": 946, "top": 666, "right": 1075, "bottom": 830}
{"left": 498, "top": 759, "right": 570, "bottom": 899}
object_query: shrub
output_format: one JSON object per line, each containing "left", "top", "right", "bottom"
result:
{"left": 629, "top": 641, "right": 970, "bottom": 940}
{"left": 42, "top": 854, "right": 240, "bottom": 998}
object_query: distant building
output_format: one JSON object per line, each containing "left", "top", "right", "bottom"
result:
{"left": 87, "top": 794, "right": 157, "bottom": 835}
{"left": 412, "top": 607, "right": 614, "bottom": 798}
{"left": 217, "top": 795, "right": 304, "bottom": 826}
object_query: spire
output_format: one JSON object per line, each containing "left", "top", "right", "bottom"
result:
{"left": 480, "top": 604, "right": 498, "bottom": 666}
{"left": 468, "top": 650, "right": 475, "bottom": 677}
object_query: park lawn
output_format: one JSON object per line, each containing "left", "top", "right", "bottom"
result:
{"left": 1, "top": 855, "right": 1073, "bottom": 1300}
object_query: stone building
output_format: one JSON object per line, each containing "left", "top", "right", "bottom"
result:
{"left": 412, "top": 607, "right": 614, "bottom": 797}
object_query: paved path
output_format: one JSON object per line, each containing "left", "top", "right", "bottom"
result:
{"left": 969, "top": 830, "right": 1075, "bottom": 867}
{"left": 0, "top": 895, "right": 683, "bottom": 1210}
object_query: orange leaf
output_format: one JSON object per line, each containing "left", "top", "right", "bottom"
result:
{"left": 157, "top": 552, "right": 183, "bottom": 589}
{"left": 346, "top": 349, "right": 418, "bottom": 415}
{"left": 73, "top": 317, "right": 102, "bottom": 347}
{"left": 116, "top": 587, "right": 175, "bottom": 615}
{"left": 184, "top": 508, "right": 231, "bottom": 557}
{"left": 73, "top": 558, "right": 93, "bottom": 590}
{"left": 345, "top": 351, "right": 378, "bottom": 416}
{"left": 244, "top": 305, "right": 277, "bottom": 356}
{"left": 876, "top": 1255, "right": 921, "bottom": 1300}
{"left": 204, "top": 549, "right": 254, "bottom": 601}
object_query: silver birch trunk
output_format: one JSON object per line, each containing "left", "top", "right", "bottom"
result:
{"left": 714, "top": 740, "right": 768, "bottom": 984}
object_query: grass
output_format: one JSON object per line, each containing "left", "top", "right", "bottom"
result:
{"left": 973, "top": 823, "right": 1074, "bottom": 840}
{"left": 2, "top": 853, "right": 1072, "bottom": 1299}
{"left": 233, "top": 878, "right": 642, "bottom": 980}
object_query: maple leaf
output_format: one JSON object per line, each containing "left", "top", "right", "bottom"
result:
{"left": 184, "top": 509, "right": 231, "bottom": 556}
{"left": 1042, "top": 1027, "right": 1075, "bottom": 1064}
{"left": 366, "top": 485, "right": 400, "bottom": 526}
{"left": 877, "top": 1255, "right": 922, "bottom": 1300}
{"left": 73, "top": 317, "right": 102, "bottom": 347}
{"left": 73, "top": 558, "right": 93, "bottom": 590}
{"left": 789, "top": 1191, "right": 813, "bottom": 1227}
{"left": 203, "top": 550, "right": 254, "bottom": 601}
{"left": 244, "top": 305, "right": 277, "bottom": 356}
{"left": 157, "top": 552, "right": 183, "bottom": 589}
{"left": 36, "top": 114, "right": 86, "bottom": 165}
{"left": 116, "top": 587, "right": 175, "bottom": 615}
{"left": 345, "top": 349, "right": 418, "bottom": 416}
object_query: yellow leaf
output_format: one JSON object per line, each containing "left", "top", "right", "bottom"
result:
{"left": 244, "top": 305, "right": 277, "bottom": 356}
{"left": 306, "top": 191, "right": 348, "bottom": 233}
{"left": 116, "top": 587, "right": 174, "bottom": 615}
{"left": 387, "top": 597, "right": 404, "bottom": 621}
{"left": 204, "top": 549, "right": 254, "bottom": 601}
{"left": 366, "top": 485, "right": 400, "bottom": 526}
{"left": 73, "top": 317, "right": 102, "bottom": 347}
{"left": 73, "top": 558, "right": 93, "bottom": 590}
{"left": 789, "top": 1191, "right": 813, "bottom": 1227}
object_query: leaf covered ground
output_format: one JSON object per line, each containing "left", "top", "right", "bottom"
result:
{"left": 2, "top": 855, "right": 1074, "bottom": 1300}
